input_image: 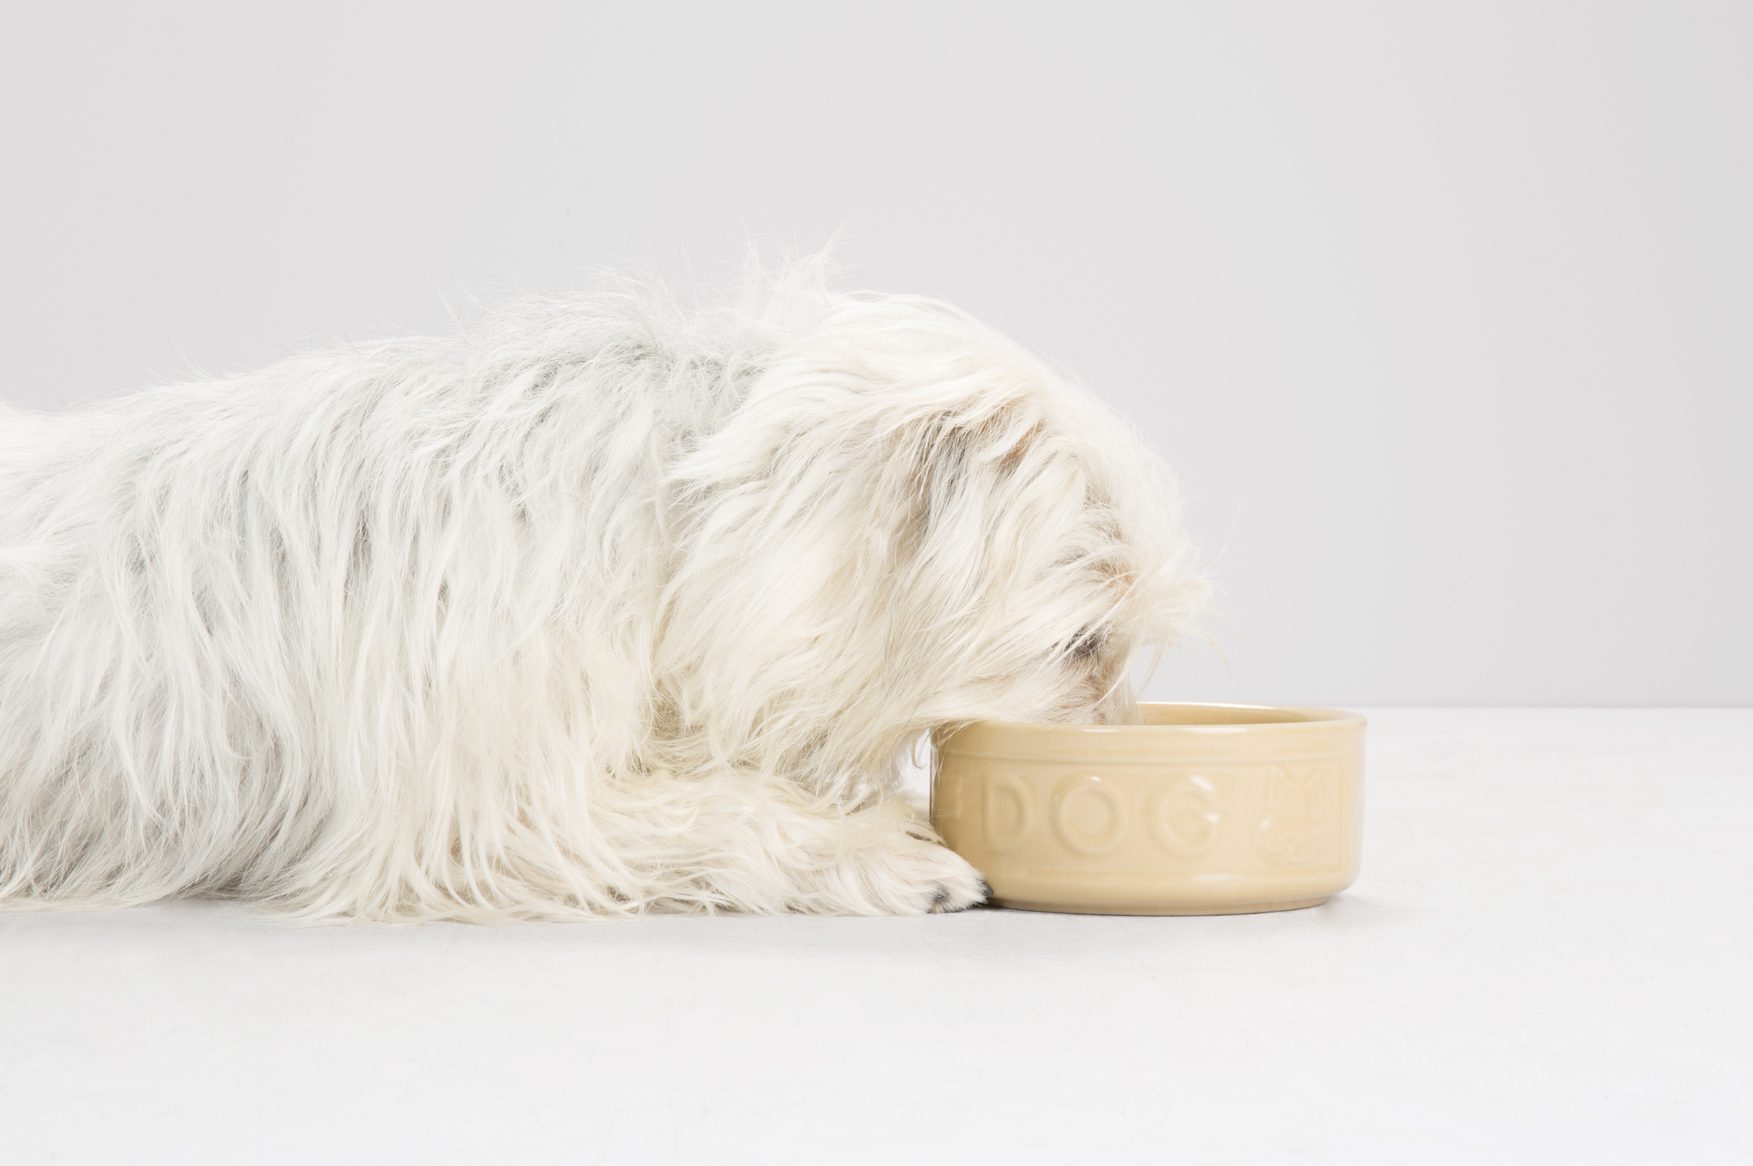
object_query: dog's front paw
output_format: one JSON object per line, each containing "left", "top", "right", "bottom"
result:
{"left": 842, "top": 827, "right": 989, "bottom": 915}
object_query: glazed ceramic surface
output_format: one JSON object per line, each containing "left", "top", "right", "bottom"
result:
{"left": 930, "top": 703, "right": 1365, "bottom": 915}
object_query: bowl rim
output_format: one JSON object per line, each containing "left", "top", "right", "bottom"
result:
{"left": 940, "top": 701, "right": 1366, "bottom": 739}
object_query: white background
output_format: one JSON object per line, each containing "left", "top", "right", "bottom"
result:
{"left": 3, "top": 2, "right": 1748, "bottom": 707}
{"left": 3, "top": 10, "right": 1750, "bottom": 1164}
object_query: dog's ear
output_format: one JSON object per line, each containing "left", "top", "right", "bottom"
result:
{"left": 903, "top": 407, "right": 1046, "bottom": 542}
{"left": 654, "top": 346, "right": 1050, "bottom": 775}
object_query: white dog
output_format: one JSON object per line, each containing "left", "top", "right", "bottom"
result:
{"left": 0, "top": 262, "right": 1203, "bottom": 919}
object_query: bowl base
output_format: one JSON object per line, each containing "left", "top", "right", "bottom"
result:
{"left": 989, "top": 895, "right": 1333, "bottom": 917}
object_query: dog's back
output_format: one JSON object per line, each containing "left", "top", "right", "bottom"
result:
{"left": 0, "top": 301, "right": 754, "bottom": 913}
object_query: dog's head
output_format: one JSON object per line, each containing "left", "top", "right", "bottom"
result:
{"left": 659, "top": 294, "right": 1206, "bottom": 785}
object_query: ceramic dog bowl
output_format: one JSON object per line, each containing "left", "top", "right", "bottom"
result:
{"left": 930, "top": 703, "right": 1364, "bottom": 915}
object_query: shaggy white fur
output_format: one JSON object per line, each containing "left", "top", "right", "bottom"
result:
{"left": 0, "top": 260, "right": 1204, "bottom": 919}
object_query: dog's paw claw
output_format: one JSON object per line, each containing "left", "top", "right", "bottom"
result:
{"left": 855, "top": 830, "right": 987, "bottom": 915}
{"left": 913, "top": 847, "right": 987, "bottom": 915}
{"left": 799, "top": 802, "right": 988, "bottom": 915}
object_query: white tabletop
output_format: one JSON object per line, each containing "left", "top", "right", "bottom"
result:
{"left": 3, "top": 708, "right": 1748, "bottom": 1164}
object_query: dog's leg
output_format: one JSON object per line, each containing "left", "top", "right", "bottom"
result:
{"left": 645, "top": 768, "right": 988, "bottom": 915}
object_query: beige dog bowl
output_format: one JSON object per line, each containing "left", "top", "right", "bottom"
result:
{"left": 930, "top": 703, "right": 1364, "bottom": 915}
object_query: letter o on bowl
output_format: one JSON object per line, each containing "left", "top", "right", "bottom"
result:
{"left": 1050, "top": 774, "right": 1126, "bottom": 856}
